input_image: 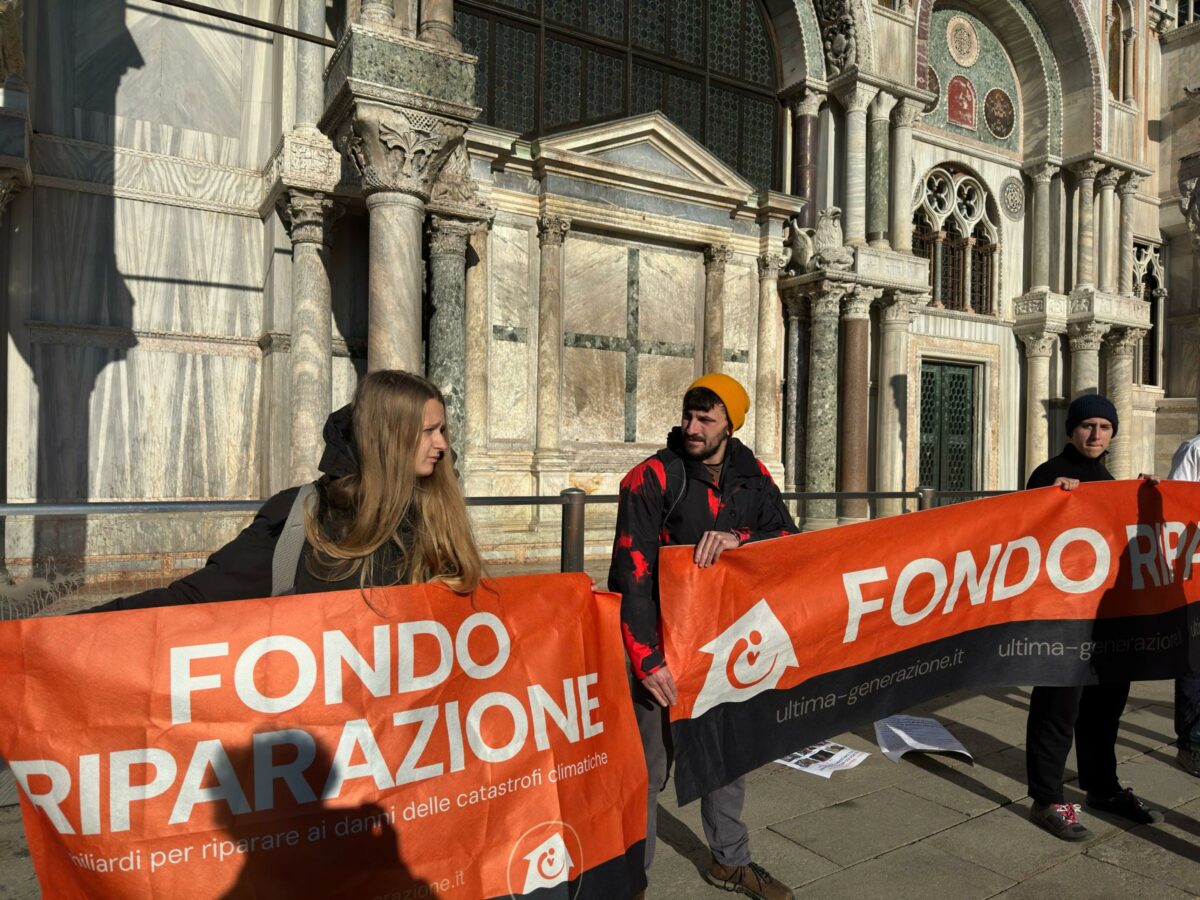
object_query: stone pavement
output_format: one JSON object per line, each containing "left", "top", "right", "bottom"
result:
{"left": 0, "top": 681, "right": 1196, "bottom": 898}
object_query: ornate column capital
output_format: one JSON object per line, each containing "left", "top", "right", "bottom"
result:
{"left": 704, "top": 244, "right": 734, "bottom": 273}
{"left": 1072, "top": 160, "right": 1105, "bottom": 182}
{"left": 757, "top": 252, "right": 786, "bottom": 279}
{"left": 841, "top": 286, "right": 879, "bottom": 320}
{"left": 810, "top": 286, "right": 845, "bottom": 321}
{"left": 1122, "top": 26, "right": 1138, "bottom": 45}
{"left": 1018, "top": 331, "right": 1058, "bottom": 358}
{"left": 1106, "top": 326, "right": 1145, "bottom": 358}
{"left": 277, "top": 190, "right": 342, "bottom": 245}
{"left": 337, "top": 103, "right": 466, "bottom": 201}
{"left": 876, "top": 290, "right": 930, "bottom": 328}
{"left": 868, "top": 91, "right": 898, "bottom": 123}
{"left": 833, "top": 82, "right": 879, "bottom": 115}
{"left": 428, "top": 216, "right": 473, "bottom": 256}
{"left": 1118, "top": 172, "right": 1146, "bottom": 196}
{"left": 893, "top": 98, "right": 924, "bottom": 129}
{"left": 788, "top": 90, "right": 824, "bottom": 119}
{"left": 1025, "top": 162, "right": 1060, "bottom": 184}
{"left": 1067, "top": 321, "right": 1111, "bottom": 351}
{"left": 537, "top": 214, "right": 572, "bottom": 246}
{"left": 1097, "top": 167, "right": 1123, "bottom": 190}
{"left": 781, "top": 286, "right": 809, "bottom": 319}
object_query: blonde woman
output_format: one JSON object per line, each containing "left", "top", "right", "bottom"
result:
{"left": 88, "top": 370, "right": 482, "bottom": 611}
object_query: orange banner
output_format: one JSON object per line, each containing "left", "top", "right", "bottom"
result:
{"left": 660, "top": 481, "right": 1200, "bottom": 802}
{"left": 0, "top": 574, "right": 647, "bottom": 899}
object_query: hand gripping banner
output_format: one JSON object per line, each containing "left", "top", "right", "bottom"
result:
{"left": 661, "top": 481, "right": 1200, "bottom": 804}
{"left": 0, "top": 574, "right": 647, "bottom": 899}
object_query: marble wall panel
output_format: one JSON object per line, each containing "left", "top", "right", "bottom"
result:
{"left": 636, "top": 354, "right": 696, "bottom": 444}
{"left": 564, "top": 235, "right": 627, "bottom": 337}
{"left": 722, "top": 260, "right": 756, "bottom": 354}
{"left": 31, "top": 188, "right": 264, "bottom": 337}
{"left": 491, "top": 221, "right": 534, "bottom": 328}
{"left": 488, "top": 218, "right": 536, "bottom": 445}
{"left": 639, "top": 246, "right": 701, "bottom": 345}
{"left": 562, "top": 347, "right": 626, "bottom": 444}
{"left": 488, "top": 341, "right": 533, "bottom": 442}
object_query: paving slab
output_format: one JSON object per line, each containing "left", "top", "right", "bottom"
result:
{"left": 768, "top": 786, "right": 965, "bottom": 867}
{"left": 1085, "top": 811, "right": 1200, "bottom": 893}
{"left": 990, "top": 852, "right": 1195, "bottom": 899}
{"left": 896, "top": 746, "right": 1029, "bottom": 816}
{"left": 791, "top": 841, "right": 1014, "bottom": 900}
{"left": 1109, "top": 755, "right": 1200, "bottom": 812}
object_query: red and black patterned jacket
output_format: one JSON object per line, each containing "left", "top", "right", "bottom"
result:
{"left": 607, "top": 427, "right": 798, "bottom": 679}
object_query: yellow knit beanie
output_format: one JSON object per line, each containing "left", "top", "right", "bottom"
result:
{"left": 687, "top": 373, "right": 750, "bottom": 432}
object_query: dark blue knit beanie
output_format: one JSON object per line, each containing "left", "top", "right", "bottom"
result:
{"left": 1065, "top": 394, "right": 1118, "bottom": 436}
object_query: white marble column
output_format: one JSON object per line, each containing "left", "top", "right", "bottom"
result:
{"left": 279, "top": 191, "right": 341, "bottom": 483}
{"left": 890, "top": 100, "right": 922, "bottom": 255}
{"left": 418, "top": 0, "right": 460, "bottom": 49}
{"left": 296, "top": 0, "right": 327, "bottom": 130}
{"left": 1122, "top": 28, "right": 1137, "bottom": 105}
{"left": 755, "top": 253, "right": 785, "bottom": 460}
{"left": 360, "top": 0, "right": 395, "bottom": 28}
{"left": 535, "top": 215, "right": 571, "bottom": 453}
{"left": 366, "top": 192, "right": 426, "bottom": 371}
{"left": 1019, "top": 331, "right": 1057, "bottom": 480}
{"left": 867, "top": 92, "right": 897, "bottom": 249}
{"left": 1027, "top": 163, "right": 1058, "bottom": 291}
{"left": 1073, "top": 160, "right": 1104, "bottom": 289}
{"left": 463, "top": 222, "right": 490, "bottom": 455}
{"left": 835, "top": 83, "right": 878, "bottom": 247}
{"left": 1118, "top": 173, "right": 1145, "bottom": 297}
{"left": 703, "top": 244, "right": 733, "bottom": 373}
{"left": 1106, "top": 327, "right": 1142, "bottom": 478}
{"left": 875, "top": 291, "right": 929, "bottom": 516}
{"left": 1097, "top": 168, "right": 1121, "bottom": 294}
{"left": 1068, "top": 321, "right": 1110, "bottom": 397}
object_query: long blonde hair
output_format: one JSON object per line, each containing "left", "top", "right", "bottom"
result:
{"left": 304, "top": 370, "right": 483, "bottom": 593}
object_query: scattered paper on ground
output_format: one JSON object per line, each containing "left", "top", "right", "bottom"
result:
{"left": 874, "top": 714, "right": 973, "bottom": 763}
{"left": 775, "top": 742, "right": 870, "bottom": 778}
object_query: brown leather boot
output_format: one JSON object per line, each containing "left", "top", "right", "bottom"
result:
{"left": 704, "top": 858, "right": 794, "bottom": 900}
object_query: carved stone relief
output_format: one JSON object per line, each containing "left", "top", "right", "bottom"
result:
{"left": 339, "top": 104, "right": 466, "bottom": 200}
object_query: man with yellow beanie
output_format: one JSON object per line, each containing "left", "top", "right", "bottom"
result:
{"left": 609, "top": 373, "right": 797, "bottom": 900}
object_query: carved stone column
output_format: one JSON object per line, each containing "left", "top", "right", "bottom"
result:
{"left": 1117, "top": 173, "right": 1145, "bottom": 298}
{"left": 427, "top": 216, "right": 473, "bottom": 441}
{"left": 838, "top": 288, "right": 877, "bottom": 522}
{"left": 890, "top": 100, "right": 922, "bottom": 255}
{"left": 279, "top": 191, "right": 341, "bottom": 483}
{"left": 360, "top": 0, "right": 396, "bottom": 29}
{"left": 875, "top": 291, "right": 930, "bottom": 516}
{"left": 1068, "top": 321, "right": 1110, "bottom": 397}
{"left": 703, "top": 244, "right": 733, "bottom": 373}
{"left": 1018, "top": 331, "right": 1058, "bottom": 481}
{"left": 1027, "top": 163, "right": 1058, "bottom": 291}
{"left": 340, "top": 105, "right": 466, "bottom": 372}
{"left": 1073, "top": 160, "right": 1104, "bottom": 289}
{"left": 867, "top": 92, "right": 898, "bottom": 249}
{"left": 805, "top": 286, "right": 845, "bottom": 530}
{"left": 790, "top": 92, "right": 822, "bottom": 228}
{"left": 1096, "top": 168, "right": 1121, "bottom": 294}
{"left": 782, "top": 289, "right": 809, "bottom": 508}
{"left": 418, "top": 0, "right": 460, "bottom": 50}
{"left": 1122, "top": 28, "right": 1137, "bottom": 105}
{"left": 535, "top": 215, "right": 571, "bottom": 455}
{"left": 1106, "top": 327, "right": 1142, "bottom": 478}
{"left": 463, "top": 222, "right": 491, "bottom": 455}
{"left": 834, "top": 83, "right": 878, "bottom": 247}
{"left": 755, "top": 253, "right": 786, "bottom": 461}
{"left": 296, "top": 0, "right": 327, "bottom": 131}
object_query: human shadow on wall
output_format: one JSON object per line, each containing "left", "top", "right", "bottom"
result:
{"left": 14, "top": 0, "right": 143, "bottom": 611}
{"left": 216, "top": 742, "right": 429, "bottom": 899}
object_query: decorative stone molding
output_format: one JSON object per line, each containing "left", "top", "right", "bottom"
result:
{"left": 1000, "top": 175, "right": 1026, "bottom": 221}
{"left": 278, "top": 130, "right": 342, "bottom": 194}
{"left": 1107, "top": 326, "right": 1144, "bottom": 358}
{"left": 1067, "top": 321, "right": 1110, "bottom": 352}
{"left": 704, "top": 244, "right": 734, "bottom": 273}
{"left": 338, "top": 103, "right": 466, "bottom": 200}
{"left": 277, "top": 190, "right": 342, "bottom": 246}
{"left": 757, "top": 252, "right": 787, "bottom": 279}
{"left": 536, "top": 214, "right": 571, "bottom": 247}
{"left": 428, "top": 215, "right": 472, "bottom": 256}
{"left": 1018, "top": 332, "right": 1058, "bottom": 358}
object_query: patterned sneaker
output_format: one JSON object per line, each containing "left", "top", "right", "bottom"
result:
{"left": 1029, "top": 801, "right": 1090, "bottom": 841}
{"left": 1178, "top": 745, "right": 1200, "bottom": 778}
{"left": 1086, "top": 787, "right": 1163, "bottom": 824}
{"left": 705, "top": 858, "right": 794, "bottom": 900}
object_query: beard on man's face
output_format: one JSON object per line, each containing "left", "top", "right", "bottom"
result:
{"left": 682, "top": 430, "right": 727, "bottom": 461}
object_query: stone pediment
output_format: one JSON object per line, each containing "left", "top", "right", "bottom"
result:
{"left": 531, "top": 112, "right": 755, "bottom": 206}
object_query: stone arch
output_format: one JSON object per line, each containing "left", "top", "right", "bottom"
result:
{"left": 915, "top": 0, "right": 1103, "bottom": 154}
{"left": 763, "top": 0, "right": 826, "bottom": 84}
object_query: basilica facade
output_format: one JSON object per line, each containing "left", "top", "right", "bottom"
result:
{"left": 0, "top": 0, "right": 1198, "bottom": 578}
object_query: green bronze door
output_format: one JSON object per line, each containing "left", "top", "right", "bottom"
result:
{"left": 918, "top": 362, "right": 975, "bottom": 491}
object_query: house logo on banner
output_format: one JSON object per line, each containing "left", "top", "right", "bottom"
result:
{"left": 693, "top": 599, "right": 799, "bottom": 716}
{"left": 508, "top": 820, "right": 583, "bottom": 897}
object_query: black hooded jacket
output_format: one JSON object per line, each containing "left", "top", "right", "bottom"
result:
{"left": 1026, "top": 442, "right": 1114, "bottom": 490}
{"left": 607, "top": 428, "right": 798, "bottom": 679}
{"left": 89, "top": 406, "right": 390, "bottom": 611}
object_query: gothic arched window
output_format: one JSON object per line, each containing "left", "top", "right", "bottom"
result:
{"left": 913, "top": 167, "right": 999, "bottom": 315}
{"left": 455, "top": 0, "right": 781, "bottom": 188}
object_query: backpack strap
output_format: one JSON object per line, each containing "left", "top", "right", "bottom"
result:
{"left": 271, "top": 483, "right": 316, "bottom": 597}
{"left": 656, "top": 448, "right": 688, "bottom": 521}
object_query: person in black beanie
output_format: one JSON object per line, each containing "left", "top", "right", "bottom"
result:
{"left": 1024, "top": 394, "right": 1162, "bottom": 840}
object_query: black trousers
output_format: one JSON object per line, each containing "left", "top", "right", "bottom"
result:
{"left": 1026, "top": 682, "right": 1130, "bottom": 805}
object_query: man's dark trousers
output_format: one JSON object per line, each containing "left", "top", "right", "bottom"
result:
{"left": 632, "top": 680, "right": 749, "bottom": 870}
{"left": 1026, "top": 683, "right": 1129, "bottom": 803}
